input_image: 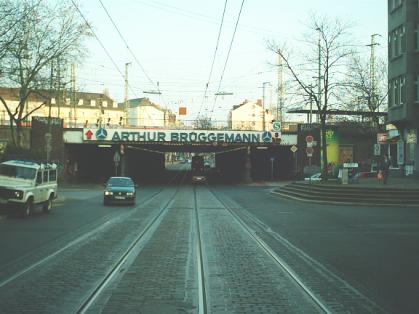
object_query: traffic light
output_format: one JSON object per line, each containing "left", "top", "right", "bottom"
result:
{"left": 273, "top": 132, "right": 281, "bottom": 144}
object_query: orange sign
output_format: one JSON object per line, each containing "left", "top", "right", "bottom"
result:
{"left": 179, "top": 107, "right": 187, "bottom": 115}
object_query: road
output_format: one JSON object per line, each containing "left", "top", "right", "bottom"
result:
{"left": 0, "top": 175, "right": 418, "bottom": 313}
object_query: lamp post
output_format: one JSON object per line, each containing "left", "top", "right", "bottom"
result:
{"left": 262, "top": 82, "right": 271, "bottom": 131}
{"left": 316, "top": 27, "right": 322, "bottom": 124}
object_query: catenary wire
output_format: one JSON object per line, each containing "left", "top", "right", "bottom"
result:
{"left": 197, "top": 0, "right": 228, "bottom": 120}
{"left": 209, "top": 0, "right": 245, "bottom": 121}
{"left": 98, "top": 0, "right": 157, "bottom": 90}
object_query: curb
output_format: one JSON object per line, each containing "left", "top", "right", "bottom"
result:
{"left": 270, "top": 190, "right": 419, "bottom": 208}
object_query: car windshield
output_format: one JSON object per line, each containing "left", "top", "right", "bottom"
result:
{"left": 0, "top": 165, "right": 36, "bottom": 180}
{"left": 107, "top": 178, "right": 133, "bottom": 187}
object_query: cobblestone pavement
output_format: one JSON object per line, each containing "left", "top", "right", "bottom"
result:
{"left": 215, "top": 190, "right": 386, "bottom": 313}
{"left": 2, "top": 183, "right": 399, "bottom": 313}
{"left": 0, "top": 187, "right": 179, "bottom": 314}
{"left": 99, "top": 186, "right": 198, "bottom": 314}
{"left": 196, "top": 186, "right": 322, "bottom": 313}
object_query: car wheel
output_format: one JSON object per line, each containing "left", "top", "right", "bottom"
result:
{"left": 43, "top": 195, "right": 53, "bottom": 213}
{"left": 21, "top": 198, "right": 33, "bottom": 218}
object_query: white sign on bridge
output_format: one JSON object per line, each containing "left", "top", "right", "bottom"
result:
{"left": 77, "top": 128, "right": 297, "bottom": 146}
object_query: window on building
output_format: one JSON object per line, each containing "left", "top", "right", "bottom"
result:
{"left": 400, "top": 26, "right": 406, "bottom": 53}
{"left": 388, "top": 81, "right": 394, "bottom": 107}
{"left": 78, "top": 99, "right": 83, "bottom": 106}
{"left": 390, "top": 0, "right": 403, "bottom": 11}
{"left": 392, "top": 30, "right": 397, "bottom": 57}
{"left": 394, "top": 78, "right": 399, "bottom": 106}
{"left": 90, "top": 100, "right": 96, "bottom": 107}
{"left": 388, "top": 34, "right": 392, "bottom": 59}
{"left": 400, "top": 76, "right": 406, "bottom": 104}
{"left": 415, "top": 75, "right": 419, "bottom": 103}
{"left": 390, "top": 26, "right": 406, "bottom": 58}
{"left": 102, "top": 101, "right": 107, "bottom": 107}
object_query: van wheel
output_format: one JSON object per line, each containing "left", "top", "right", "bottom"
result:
{"left": 22, "top": 198, "right": 33, "bottom": 218}
{"left": 43, "top": 195, "right": 53, "bottom": 213}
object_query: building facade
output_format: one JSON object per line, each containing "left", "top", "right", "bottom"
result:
{"left": 0, "top": 87, "right": 124, "bottom": 128}
{"left": 388, "top": 0, "right": 419, "bottom": 174}
{"left": 229, "top": 99, "right": 274, "bottom": 131}
{"left": 127, "top": 98, "right": 176, "bottom": 128}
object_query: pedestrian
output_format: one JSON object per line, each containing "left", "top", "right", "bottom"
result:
{"left": 379, "top": 154, "right": 391, "bottom": 184}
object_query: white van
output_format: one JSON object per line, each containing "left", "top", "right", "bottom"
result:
{"left": 0, "top": 160, "right": 58, "bottom": 217}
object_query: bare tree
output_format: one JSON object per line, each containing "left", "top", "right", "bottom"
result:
{"left": 0, "top": 0, "right": 90, "bottom": 147}
{"left": 268, "top": 15, "right": 355, "bottom": 179}
{"left": 343, "top": 55, "right": 388, "bottom": 127}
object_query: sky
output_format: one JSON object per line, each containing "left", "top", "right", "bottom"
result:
{"left": 75, "top": 0, "right": 388, "bottom": 122}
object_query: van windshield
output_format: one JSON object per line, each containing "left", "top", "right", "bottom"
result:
{"left": 0, "top": 165, "right": 36, "bottom": 180}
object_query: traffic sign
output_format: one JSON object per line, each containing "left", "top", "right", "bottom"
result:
{"left": 272, "top": 121, "right": 281, "bottom": 131}
{"left": 306, "top": 147, "right": 314, "bottom": 157}
{"left": 290, "top": 145, "right": 298, "bottom": 153}
{"left": 305, "top": 135, "right": 314, "bottom": 143}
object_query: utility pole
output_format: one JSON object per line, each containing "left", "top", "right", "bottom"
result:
{"left": 367, "top": 34, "right": 381, "bottom": 114}
{"left": 317, "top": 28, "right": 322, "bottom": 124}
{"left": 277, "top": 51, "right": 284, "bottom": 123}
{"left": 124, "top": 62, "right": 131, "bottom": 126}
{"left": 262, "top": 82, "right": 270, "bottom": 131}
{"left": 71, "top": 63, "right": 76, "bottom": 127}
{"left": 46, "top": 62, "right": 54, "bottom": 161}
{"left": 56, "top": 59, "right": 61, "bottom": 118}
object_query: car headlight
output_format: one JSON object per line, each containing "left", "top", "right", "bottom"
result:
{"left": 104, "top": 191, "right": 113, "bottom": 196}
{"left": 126, "top": 192, "right": 134, "bottom": 196}
{"left": 13, "top": 190, "right": 23, "bottom": 199}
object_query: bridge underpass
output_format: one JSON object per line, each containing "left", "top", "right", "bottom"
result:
{"left": 63, "top": 128, "right": 297, "bottom": 183}
{"left": 65, "top": 143, "right": 295, "bottom": 184}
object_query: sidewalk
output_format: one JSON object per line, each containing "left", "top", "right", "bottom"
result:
{"left": 318, "top": 176, "right": 419, "bottom": 190}
{"left": 244, "top": 180, "right": 292, "bottom": 187}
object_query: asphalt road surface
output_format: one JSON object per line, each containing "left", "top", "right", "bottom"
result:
{"left": 0, "top": 178, "right": 418, "bottom": 313}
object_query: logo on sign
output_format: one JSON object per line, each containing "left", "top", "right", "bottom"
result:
{"left": 262, "top": 131, "right": 272, "bottom": 143}
{"left": 96, "top": 128, "right": 108, "bottom": 140}
{"left": 272, "top": 121, "right": 281, "bottom": 131}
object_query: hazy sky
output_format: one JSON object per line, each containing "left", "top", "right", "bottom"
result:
{"left": 75, "top": 0, "right": 387, "bottom": 121}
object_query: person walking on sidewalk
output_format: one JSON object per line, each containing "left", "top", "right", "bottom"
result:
{"left": 379, "top": 154, "right": 391, "bottom": 184}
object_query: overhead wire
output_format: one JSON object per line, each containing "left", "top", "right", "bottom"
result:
{"left": 98, "top": 0, "right": 157, "bottom": 89}
{"left": 70, "top": 0, "right": 162, "bottom": 123}
{"left": 209, "top": 0, "right": 245, "bottom": 120}
{"left": 70, "top": 0, "right": 131, "bottom": 93}
{"left": 197, "top": 0, "right": 228, "bottom": 120}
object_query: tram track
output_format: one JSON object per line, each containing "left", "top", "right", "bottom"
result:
{"left": 0, "top": 170, "right": 186, "bottom": 293}
{"left": 206, "top": 185, "right": 331, "bottom": 313}
{"left": 76, "top": 171, "right": 189, "bottom": 313}
{"left": 207, "top": 186, "right": 387, "bottom": 313}
{"left": 193, "top": 185, "right": 208, "bottom": 314}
